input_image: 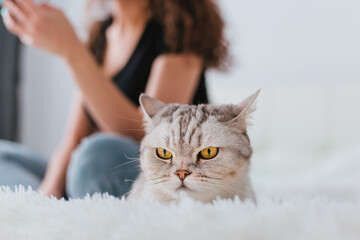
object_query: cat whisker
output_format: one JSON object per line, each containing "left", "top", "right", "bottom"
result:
{"left": 124, "top": 179, "right": 136, "bottom": 182}
{"left": 197, "top": 175, "right": 223, "bottom": 180}
{"left": 120, "top": 129, "right": 146, "bottom": 132}
{"left": 124, "top": 154, "right": 140, "bottom": 161}
{"left": 215, "top": 183, "right": 249, "bottom": 195}
{"left": 149, "top": 180, "right": 168, "bottom": 185}
{"left": 204, "top": 181, "right": 253, "bottom": 199}
{"left": 217, "top": 185, "right": 243, "bottom": 197}
{"left": 116, "top": 115, "right": 143, "bottom": 123}
{"left": 213, "top": 185, "right": 244, "bottom": 198}
{"left": 121, "top": 189, "right": 133, "bottom": 198}
{"left": 145, "top": 175, "right": 170, "bottom": 181}
{"left": 109, "top": 159, "right": 139, "bottom": 170}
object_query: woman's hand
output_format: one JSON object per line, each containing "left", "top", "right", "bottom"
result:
{"left": 38, "top": 176, "right": 65, "bottom": 199}
{"left": 37, "top": 144, "right": 73, "bottom": 199}
{"left": 37, "top": 147, "right": 70, "bottom": 199}
{"left": 1, "top": 0, "right": 79, "bottom": 58}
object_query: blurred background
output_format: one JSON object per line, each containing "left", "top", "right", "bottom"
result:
{"left": 0, "top": 0, "right": 359, "bottom": 183}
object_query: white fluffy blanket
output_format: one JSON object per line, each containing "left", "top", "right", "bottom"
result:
{"left": 1, "top": 147, "right": 360, "bottom": 240}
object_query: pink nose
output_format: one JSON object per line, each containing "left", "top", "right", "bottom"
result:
{"left": 174, "top": 170, "right": 191, "bottom": 181}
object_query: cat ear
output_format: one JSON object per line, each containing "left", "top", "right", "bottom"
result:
{"left": 139, "top": 94, "right": 166, "bottom": 120}
{"left": 228, "top": 89, "right": 261, "bottom": 130}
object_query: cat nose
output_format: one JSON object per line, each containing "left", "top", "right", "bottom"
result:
{"left": 174, "top": 170, "right": 192, "bottom": 181}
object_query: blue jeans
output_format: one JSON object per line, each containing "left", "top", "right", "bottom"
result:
{"left": 0, "top": 133, "right": 140, "bottom": 199}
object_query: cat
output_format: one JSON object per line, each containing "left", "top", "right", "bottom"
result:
{"left": 128, "top": 90, "right": 260, "bottom": 203}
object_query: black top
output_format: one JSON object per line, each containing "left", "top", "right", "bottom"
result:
{"left": 86, "top": 19, "right": 208, "bottom": 127}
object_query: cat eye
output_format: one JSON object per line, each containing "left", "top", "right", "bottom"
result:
{"left": 156, "top": 148, "right": 173, "bottom": 160}
{"left": 199, "top": 147, "right": 219, "bottom": 160}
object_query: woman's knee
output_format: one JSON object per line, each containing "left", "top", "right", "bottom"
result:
{"left": 0, "top": 140, "right": 44, "bottom": 161}
{"left": 66, "top": 133, "right": 140, "bottom": 198}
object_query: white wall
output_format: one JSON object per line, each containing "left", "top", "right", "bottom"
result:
{"left": 206, "top": 0, "right": 360, "bottom": 173}
{"left": 210, "top": 0, "right": 360, "bottom": 85}
{"left": 19, "top": 0, "right": 360, "bottom": 160}
{"left": 19, "top": 0, "right": 87, "bottom": 156}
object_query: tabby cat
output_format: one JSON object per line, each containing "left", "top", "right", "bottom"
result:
{"left": 128, "top": 90, "right": 260, "bottom": 203}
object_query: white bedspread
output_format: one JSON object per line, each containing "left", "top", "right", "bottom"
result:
{"left": 1, "top": 146, "right": 359, "bottom": 240}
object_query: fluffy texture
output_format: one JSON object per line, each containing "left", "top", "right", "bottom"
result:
{"left": 129, "top": 91, "right": 260, "bottom": 202}
{"left": 0, "top": 181, "right": 359, "bottom": 239}
{"left": 1, "top": 145, "right": 360, "bottom": 239}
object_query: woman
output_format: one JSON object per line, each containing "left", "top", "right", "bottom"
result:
{"left": 0, "top": 0, "right": 228, "bottom": 199}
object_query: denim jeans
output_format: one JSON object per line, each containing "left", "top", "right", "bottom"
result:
{"left": 0, "top": 140, "right": 47, "bottom": 190}
{"left": 0, "top": 133, "right": 140, "bottom": 199}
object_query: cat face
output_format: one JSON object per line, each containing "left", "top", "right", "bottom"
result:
{"left": 139, "top": 91, "right": 259, "bottom": 202}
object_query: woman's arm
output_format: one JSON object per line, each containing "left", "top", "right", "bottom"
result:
{"left": 39, "top": 92, "right": 93, "bottom": 198}
{"left": 65, "top": 41, "right": 203, "bottom": 140}
{"left": 2, "top": 0, "right": 203, "bottom": 140}
{"left": 145, "top": 54, "right": 203, "bottom": 104}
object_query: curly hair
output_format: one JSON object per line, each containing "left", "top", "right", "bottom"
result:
{"left": 87, "top": 0, "right": 229, "bottom": 70}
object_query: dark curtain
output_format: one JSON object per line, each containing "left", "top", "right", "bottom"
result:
{"left": 0, "top": 20, "right": 20, "bottom": 141}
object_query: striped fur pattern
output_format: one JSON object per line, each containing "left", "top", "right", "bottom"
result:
{"left": 128, "top": 90, "right": 260, "bottom": 203}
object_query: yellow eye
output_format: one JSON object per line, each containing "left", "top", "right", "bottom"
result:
{"left": 156, "top": 148, "right": 173, "bottom": 160}
{"left": 199, "top": 147, "right": 219, "bottom": 160}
